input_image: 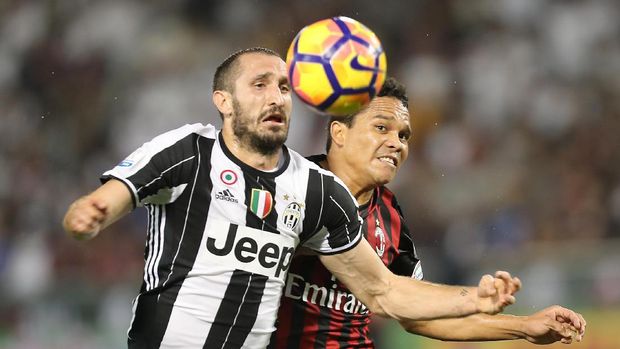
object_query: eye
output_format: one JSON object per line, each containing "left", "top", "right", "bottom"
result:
{"left": 375, "top": 125, "right": 387, "bottom": 132}
{"left": 399, "top": 132, "right": 411, "bottom": 142}
{"left": 280, "top": 84, "right": 290, "bottom": 93}
{"left": 254, "top": 82, "right": 266, "bottom": 89}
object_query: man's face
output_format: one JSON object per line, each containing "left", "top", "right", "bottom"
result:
{"left": 230, "top": 53, "right": 292, "bottom": 155}
{"left": 342, "top": 96, "right": 411, "bottom": 186}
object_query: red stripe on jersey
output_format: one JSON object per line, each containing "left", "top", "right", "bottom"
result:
{"left": 380, "top": 188, "right": 402, "bottom": 265}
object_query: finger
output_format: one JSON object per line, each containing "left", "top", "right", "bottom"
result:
{"left": 494, "top": 270, "right": 512, "bottom": 281}
{"left": 554, "top": 307, "right": 582, "bottom": 331}
{"left": 89, "top": 206, "right": 107, "bottom": 223}
{"left": 511, "top": 277, "right": 522, "bottom": 293}
{"left": 494, "top": 277, "right": 507, "bottom": 295}
{"left": 562, "top": 323, "right": 582, "bottom": 342}
{"left": 548, "top": 320, "right": 572, "bottom": 339}
{"left": 577, "top": 313, "right": 587, "bottom": 335}
{"left": 478, "top": 274, "right": 496, "bottom": 297}
{"left": 503, "top": 294, "right": 515, "bottom": 306}
{"left": 92, "top": 198, "right": 108, "bottom": 212}
{"left": 493, "top": 271, "right": 519, "bottom": 295}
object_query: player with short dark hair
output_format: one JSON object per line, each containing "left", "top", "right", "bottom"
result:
{"left": 273, "top": 77, "right": 586, "bottom": 348}
{"left": 63, "top": 49, "right": 523, "bottom": 349}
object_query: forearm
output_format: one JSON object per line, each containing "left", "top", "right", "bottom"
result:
{"left": 63, "top": 179, "right": 133, "bottom": 238}
{"left": 401, "top": 313, "right": 525, "bottom": 341}
{"left": 371, "top": 276, "right": 480, "bottom": 321}
{"left": 320, "top": 241, "right": 483, "bottom": 321}
{"left": 88, "top": 180, "right": 133, "bottom": 230}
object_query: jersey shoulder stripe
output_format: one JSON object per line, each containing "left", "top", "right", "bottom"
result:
{"left": 102, "top": 123, "right": 216, "bottom": 207}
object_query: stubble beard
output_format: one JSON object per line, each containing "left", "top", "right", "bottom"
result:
{"left": 232, "top": 99, "right": 288, "bottom": 156}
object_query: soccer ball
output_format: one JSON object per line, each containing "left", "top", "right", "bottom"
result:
{"left": 286, "top": 16, "right": 387, "bottom": 117}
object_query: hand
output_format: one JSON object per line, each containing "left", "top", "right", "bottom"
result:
{"left": 476, "top": 271, "right": 521, "bottom": 314}
{"left": 522, "top": 305, "right": 586, "bottom": 344}
{"left": 63, "top": 196, "right": 108, "bottom": 240}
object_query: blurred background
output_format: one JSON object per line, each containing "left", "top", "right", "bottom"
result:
{"left": 1, "top": 0, "right": 619, "bottom": 348}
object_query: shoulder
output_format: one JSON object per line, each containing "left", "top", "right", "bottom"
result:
{"left": 286, "top": 148, "right": 328, "bottom": 174}
{"left": 152, "top": 123, "right": 217, "bottom": 143}
{"left": 286, "top": 148, "right": 353, "bottom": 199}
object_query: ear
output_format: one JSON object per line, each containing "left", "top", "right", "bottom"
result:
{"left": 213, "top": 90, "right": 233, "bottom": 117}
{"left": 330, "top": 121, "right": 347, "bottom": 148}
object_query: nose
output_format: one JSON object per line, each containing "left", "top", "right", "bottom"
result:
{"left": 385, "top": 131, "right": 404, "bottom": 152}
{"left": 267, "top": 84, "right": 286, "bottom": 107}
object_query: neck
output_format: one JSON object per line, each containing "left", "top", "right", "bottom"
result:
{"left": 323, "top": 153, "right": 374, "bottom": 205}
{"left": 222, "top": 127, "right": 281, "bottom": 171}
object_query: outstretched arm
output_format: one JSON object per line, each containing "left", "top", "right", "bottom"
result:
{"left": 319, "top": 240, "right": 520, "bottom": 321}
{"left": 63, "top": 179, "right": 133, "bottom": 240}
{"left": 401, "top": 305, "right": 586, "bottom": 344}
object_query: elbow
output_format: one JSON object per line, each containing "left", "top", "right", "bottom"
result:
{"left": 364, "top": 293, "right": 403, "bottom": 321}
{"left": 365, "top": 299, "right": 388, "bottom": 318}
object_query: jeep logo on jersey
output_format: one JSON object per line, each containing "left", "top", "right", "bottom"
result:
{"left": 250, "top": 189, "right": 273, "bottom": 219}
{"left": 282, "top": 202, "right": 302, "bottom": 230}
{"left": 204, "top": 220, "right": 297, "bottom": 280}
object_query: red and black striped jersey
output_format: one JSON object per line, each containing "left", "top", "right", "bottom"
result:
{"left": 271, "top": 155, "right": 422, "bottom": 349}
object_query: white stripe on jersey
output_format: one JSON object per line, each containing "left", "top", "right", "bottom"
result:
{"left": 144, "top": 205, "right": 165, "bottom": 291}
{"left": 329, "top": 195, "right": 351, "bottom": 223}
{"left": 153, "top": 205, "right": 166, "bottom": 288}
{"left": 161, "top": 135, "right": 202, "bottom": 289}
{"left": 144, "top": 206, "right": 155, "bottom": 289}
{"left": 136, "top": 155, "right": 195, "bottom": 194}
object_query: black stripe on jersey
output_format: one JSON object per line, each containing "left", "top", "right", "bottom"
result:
{"left": 128, "top": 292, "right": 157, "bottom": 348}
{"left": 299, "top": 169, "right": 324, "bottom": 245}
{"left": 383, "top": 189, "right": 419, "bottom": 277}
{"left": 128, "top": 134, "right": 198, "bottom": 203}
{"left": 321, "top": 175, "right": 361, "bottom": 252}
{"left": 243, "top": 173, "right": 279, "bottom": 234}
{"left": 377, "top": 191, "right": 396, "bottom": 250}
{"left": 135, "top": 135, "right": 215, "bottom": 347}
{"left": 203, "top": 270, "right": 268, "bottom": 349}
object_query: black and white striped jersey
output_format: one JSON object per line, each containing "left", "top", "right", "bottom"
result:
{"left": 101, "top": 123, "right": 363, "bottom": 349}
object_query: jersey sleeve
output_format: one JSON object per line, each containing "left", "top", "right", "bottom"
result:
{"left": 101, "top": 123, "right": 214, "bottom": 208}
{"left": 302, "top": 174, "right": 363, "bottom": 254}
{"left": 388, "top": 196, "right": 423, "bottom": 280}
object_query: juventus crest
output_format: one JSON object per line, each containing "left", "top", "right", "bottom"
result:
{"left": 282, "top": 202, "right": 302, "bottom": 230}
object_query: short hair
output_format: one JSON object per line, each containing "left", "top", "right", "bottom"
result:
{"left": 325, "top": 77, "right": 409, "bottom": 152}
{"left": 212, "top": 47, "right": 281, "bottom": 93}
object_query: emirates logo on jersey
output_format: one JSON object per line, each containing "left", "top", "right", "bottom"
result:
{"left": 250, "top": 188, "right": 273, "bottom": 219}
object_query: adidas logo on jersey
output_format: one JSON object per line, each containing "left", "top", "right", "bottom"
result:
{"left": 215, "top": 189, "right": 238, "bottom": 203}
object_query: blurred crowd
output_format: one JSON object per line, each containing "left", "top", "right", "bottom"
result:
{"left": 1, "top": 0, "right": 619, "bottom": 347}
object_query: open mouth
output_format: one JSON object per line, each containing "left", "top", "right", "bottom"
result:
{"left": 378, "top": 155, "right": 398, "bottom": 167}
{"left": 262, "top": 114, "right": 284, "bottom": 124}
